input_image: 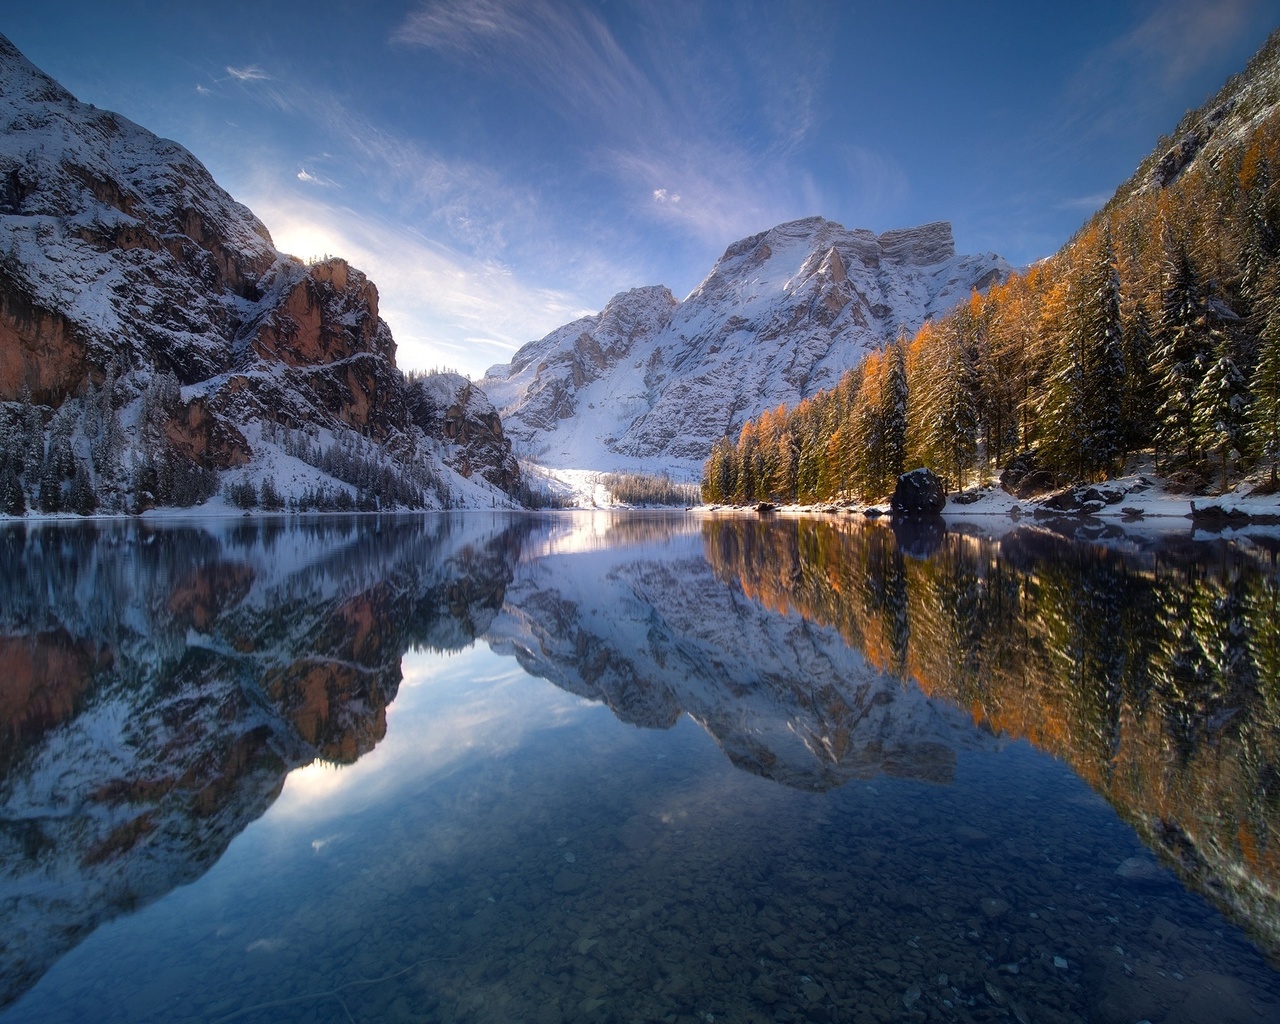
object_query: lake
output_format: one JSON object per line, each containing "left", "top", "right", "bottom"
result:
{"left": 1, "top": 511, "right": 1278, "bottom": 1024}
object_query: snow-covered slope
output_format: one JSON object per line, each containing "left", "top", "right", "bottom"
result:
{"left": 483, "top": 218, "right": 1010, "bottom": 471}
{"left": 0, "top": 34, "right": 519, "bottom": 512}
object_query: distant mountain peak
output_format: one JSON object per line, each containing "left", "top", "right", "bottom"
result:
{"left": 484, "top": 217, "right": 1008, "bottom": 470}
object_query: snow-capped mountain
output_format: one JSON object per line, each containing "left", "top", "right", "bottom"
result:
{"left": 483, "top": 217, "right": 1010, "bottom": 471}
{"left": 0, "top": 34, "right": 519, "bottom": 513}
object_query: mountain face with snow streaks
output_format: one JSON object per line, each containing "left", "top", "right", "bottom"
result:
{"left": 483, "top": 217, "right": 1010, "bottom": 469}
{"left": 0, "top": 34, "right": 519, "bottom": 512}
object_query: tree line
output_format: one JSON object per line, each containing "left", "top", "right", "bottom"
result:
{"left": 703, "top": 33, "right": 1280, "bottom": 505}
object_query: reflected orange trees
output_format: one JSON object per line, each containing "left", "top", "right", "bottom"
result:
{"left": 704, "top": 516, "right": 1280, "bottom": 954}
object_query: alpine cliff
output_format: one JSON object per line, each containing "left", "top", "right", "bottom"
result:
{"left": 0, "top": 34, "right": 519, "bottom": 515}
{"left": 482, "top": 217, "right": 1009, "bottom": 470}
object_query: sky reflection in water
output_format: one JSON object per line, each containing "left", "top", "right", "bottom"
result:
{"left": 1, "top": 512, "right": 1278, "bottom": 1024}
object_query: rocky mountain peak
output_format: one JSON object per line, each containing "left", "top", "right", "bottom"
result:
{"left": 878, "top": 221, "right": 956, "bottom": 265}
{"left": 484, "top": 216, "right": 1010, "bottom": 470}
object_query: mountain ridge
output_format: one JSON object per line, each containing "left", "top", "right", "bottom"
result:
{"left": 483, "top": 215, "right": 1010, "bottom": 471}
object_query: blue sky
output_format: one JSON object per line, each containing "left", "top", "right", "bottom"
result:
{"left": 4, "top": 1, "right": 1278, "bottom": 377}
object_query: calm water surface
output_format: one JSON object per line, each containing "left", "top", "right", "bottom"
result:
{"left": 1, "top": 512, "right": 1279, "bottom": 1024}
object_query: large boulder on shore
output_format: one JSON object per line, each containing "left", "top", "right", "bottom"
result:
{"left": 891, "top": 468, "right": 947, "bottom": 516}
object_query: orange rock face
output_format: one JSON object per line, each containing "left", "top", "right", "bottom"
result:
{"left": 163, "top": 397, "right": 251, "bottom": 470}
{"left": 0, "top": 289, "right": 88, "bottom": 404}
{"left": 0, "top": 632, "right": 110, "bottom": 750}
{"left": 250, "top": 259, "right": 392, "bottom": 368}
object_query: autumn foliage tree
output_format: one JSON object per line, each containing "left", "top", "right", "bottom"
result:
{"left": 703, "top": 30, "right": 1280, "bottom": 505}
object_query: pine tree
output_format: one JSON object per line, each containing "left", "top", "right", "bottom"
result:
{"left": 69, "top": 461, "right": 97, "bottom": 515}
{"left": 0, "top": 463, "right": 24, "bottom": 516}
{"left": 1083, "top": 228, "right": 1127, "bottom": 476}
{"left": 1250, "top": 299, "right": 1280, "bottom": 486}
{"left": 1153, "top": 242, "right": 1213, "bottom": 472}
{"left": 879, "top": 336, "right": 909, "bottom": 489}
{"left": 20, "top": 389, "right": 43, "bottom": 478}
{"left": 926, "top": 318, "right": 980, "bottom": 490}
{"left": 1238, "top": 147, "right": 1278, "bottom": 327}
{"left": 1194, "top": 336, "right": 1249, "bottom": 491}
{"left": 37, "top": 462, "right": 61, "bottom": 513}
{"left": 1121, "top": 304, "right": 1157, "bottom": 456}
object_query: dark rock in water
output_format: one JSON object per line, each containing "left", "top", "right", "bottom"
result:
{"left": 891, "top": 515, "right": 945, "bottom": 559}
{"left": 862, "top": 507, "right": 884, "bottom": 519}
{"left": 1191, "top": 503, "right": 1251, "bottom": 527}
{"left": 890, "top": 468, "right": 946, "bottom": 515}
{"left": 756, "top": 501, "right": 777, "bottom": 514}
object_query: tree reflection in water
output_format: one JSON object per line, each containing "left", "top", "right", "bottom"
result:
{"left": 704, "top": 515, "right": 1280, "bottom": 960}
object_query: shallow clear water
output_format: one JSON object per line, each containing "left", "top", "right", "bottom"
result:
{"left": 1, "top": 512, "right": 1279, "bottom": 1023}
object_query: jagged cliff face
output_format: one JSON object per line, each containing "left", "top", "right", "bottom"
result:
{"left": 483, "top": 217, "right": 1010, "bottom": 468}
{"left": 0, "top": 34, "right": 519, "bottom": 510}
{"left": 408, "top": 371, "right": 521, "bottom": 494}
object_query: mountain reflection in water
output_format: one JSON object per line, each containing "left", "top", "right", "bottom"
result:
{"left": 1, "top": 512, "right": 1278, "bottom": 1023}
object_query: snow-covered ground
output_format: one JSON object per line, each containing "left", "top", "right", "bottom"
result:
{"left": 700, "top": 459, "right": 1280, "bottom": 531}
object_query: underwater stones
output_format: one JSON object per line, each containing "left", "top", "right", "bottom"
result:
{"left": 751, "top": 977, "right": 781, "bottom": 1004}
{"left": 954, "top": 825, "right": 991, "bottom": 846}
{"left": 874, "top": 957, "right": 901, "bottom": 976}
{"left": 553, "top": 870, "right": 588, "bottom": 894}
{"left": 981, "top": 897, "right": 1011, "bottom": 920}
{"left": 616, "top": 817, "right": 656, "bottom": 851}
{"left": 1114, "top": 856, "right": 1167, "bottom": 887}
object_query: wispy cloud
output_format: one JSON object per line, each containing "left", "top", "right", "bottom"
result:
{"left": 607, "top": 144, "right": 802, "bottom": 248}
{"left": 393, "top": 0, "right": 654, "bottom": 128}
{"left": 296, "top": 167, "right": 337, "bottom": 187}
{"left": 1057, "top": 192, "right": 1113, "bottom": 212}
{"left": 393, "top": 0, "right": 838, "bottom": 246}
{"left": 1117, "top": 0, "right": 1260, "bottom": 89}
{"left": 1057, "top": 0, "right": 1266, "bottom": 142}
{"left": 225, "top": 64, "right": 271, "bottom": 82}
{"left": 246, "top": 189, "right": 601, "bottom": 375}
{"left": 242, "top": 72, "right": 541, "bottom": 258}
{"left": 837, "top": 146, "right": 911, "bottom": 224}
